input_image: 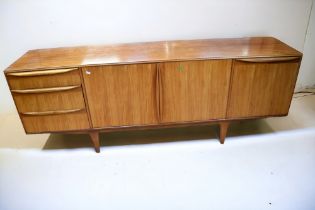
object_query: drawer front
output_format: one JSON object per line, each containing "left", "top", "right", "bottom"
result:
{"left": 12, "top": 86, "right": 86, "bottom": 113}
{"left": 6, "top": 68, "right": 81, "bottom": 89}
{"left": 21, "top": 110, "right": 90, "bottom": 133}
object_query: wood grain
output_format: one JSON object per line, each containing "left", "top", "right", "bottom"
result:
{"left": 2, "top": 37, "right": 303, "bottom": 152}
{"left": 227, "top": 60, "right": 300, "bottom": 118}
{"left": 13, "top": 87, "right": 86, "bottom": 112}
{"left": 219, "top": 121, "right": 230, "bottom": 144}
{"left": 235, "top": 57, "right": 300, "bottom": 63}
{"left": 7, "top": 68, "right": 81, "bottom": 89}
{"left": 159, "top": 60, "right": 232, "bottom": 123}
{"left": 22, "top": 111, "right": 90, "bottom": 133}
{"left": 4, "top": 37, "right": 302, "bottom": 73}
{"left": 6, "top": 68, "right": 77, "bottom": 76}
{"left": 88, "top": 131, "right": 100, "bottom": 153}
{"left": 11, "top": 85, "right": 80, "bottom": 94}
{"left": 82, "top": 64, "right": 158, "bottom": 127}
{"left": 21, "top": 108, "right": 85, "bottom": 116}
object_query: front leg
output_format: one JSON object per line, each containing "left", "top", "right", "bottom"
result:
{"left": 88, "top": 131, "right": 100, "bottom": 153}
{"left": 219, "top": 122, "right": 230, "bottom": 144}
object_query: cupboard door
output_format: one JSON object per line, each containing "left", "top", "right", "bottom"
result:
{"left": 227, "top": 59, "right": 300, "bottom": 118}
{"left": 82, "top": 64, "right": 158, "bottom": 127}
{"left": 159, "top": 60, "right": 232, "bottom": 123}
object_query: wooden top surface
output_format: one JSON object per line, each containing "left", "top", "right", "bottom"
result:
{"left": 5, "top": 37, "right": 302, "bottom": 73}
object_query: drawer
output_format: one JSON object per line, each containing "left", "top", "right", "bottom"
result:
{"left": 12, "top": 85, "right": 86, "bottom": 113}
{"left": 21, "top": 110, "right": 90, "bottom": 133}
{"left": 6, "top": 68, "right": 81, "bottom": 89}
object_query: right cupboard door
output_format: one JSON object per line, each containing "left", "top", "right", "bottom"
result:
{"left": 159, "top": 60, "right": 232, "bottom": 123}
{"left": 227, "top": 58, "right": 300, "bottom": 118}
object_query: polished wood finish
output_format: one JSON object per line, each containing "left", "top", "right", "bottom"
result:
{"left": 156, "top": 65, "right": 161, "bottom": 122}
{"left": 6, "top": 68, "right": 77, "bottom": 76}
{"left": 235, "top": 57, "right": 300, "bottom": 63}
{"left": 227, "top": 60, "right": 300, "bottom": 118}
{"left": 4, "top": 37, "right": 301, "bottom": 73}
{"left": 82, "top": 64, "right": 158, "bottom": 127}
{"left": 159, "top": 60, "right": 232, "bottom": 122}
{"left": 219, "top": 122, "right": 230, "bottom": 144}
{"left": 21, "top": 108, "right": 85, "bottom": 116}
{"left": 6, "top": 68, "right": 81, "bottom": 89}
{"left": 11, "top": 85, "right": 81, "bottom": 94}
{"left": 3, "top": 37, "right": 302, "bottom": 152}
{"left": 21, "top": 111, "right": 90, "bottom": 133}
{"left": 88, "top": 131, "right": 100, "bottom": 153}
{"left": 13, "top": 87, "right": 86, "bottom": 112}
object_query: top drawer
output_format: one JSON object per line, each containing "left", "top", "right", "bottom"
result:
{"left": 6, "top": 68, "right": 81, "bottom": 89}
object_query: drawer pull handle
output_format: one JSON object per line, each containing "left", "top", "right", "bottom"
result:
{"left": 235, "top": 57, "right": 300, "bottom": 63}
{"left": 21, "top": 108, "right": 85, "bottom": 116}
{"left": 11, "top": 85, "right": 81, "bottom": 94}
{"left": 7, "top": 68, "right": 78, "bottom": 77}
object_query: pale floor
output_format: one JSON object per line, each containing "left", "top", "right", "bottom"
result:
{"left": 0, "top": 93, "right": 315, "bottom": 210}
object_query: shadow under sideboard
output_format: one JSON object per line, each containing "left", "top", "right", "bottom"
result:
{"left": 42, "top": 120, "right": 274, "bottom": 151}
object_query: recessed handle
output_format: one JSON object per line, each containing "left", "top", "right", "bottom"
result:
{"left": 7, "top": 68, "right": 78, "bottom": 77}
{"left": 11, "top": 85, "right": 81, "bottom": 94}
{"left": 158, "top": 64, "right": 163, "bottom": 120}
{"left": 235, "top": 57, "right": 300, "bottom": 63}
{"left": 20, "top": 108, "right": 85, "bottom": 116}
{"left": 156, "top": 65, "right": 161, "bottom": 122}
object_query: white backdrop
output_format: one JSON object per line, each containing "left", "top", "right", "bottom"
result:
{"left": 0, "top": 0, "right": 313, "bottom": 114}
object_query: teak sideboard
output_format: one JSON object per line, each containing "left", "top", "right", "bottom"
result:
{"left": 4, "top": 37, "right": 302, "bottom": 153}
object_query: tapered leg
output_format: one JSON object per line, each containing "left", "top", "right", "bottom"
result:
{"left": 88, "top": 131, "right": 100, "bottom": 153}
{"left": 219, "top": 122, "right": 230, "bottom": 144}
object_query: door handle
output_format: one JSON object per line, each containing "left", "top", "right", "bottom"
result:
{"left": 235, "top": 57, "right": 300, "bottom": 63}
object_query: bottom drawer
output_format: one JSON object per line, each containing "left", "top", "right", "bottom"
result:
{"left": 21, "top": 110, "right": 90, "bottom": 133}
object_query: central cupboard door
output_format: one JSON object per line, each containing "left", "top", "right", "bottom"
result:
{"left": 82, "top": 64, "right": 158, "bottom": 127}
{"left": 159, "top": 60, "right": 232, "bottom": 123}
